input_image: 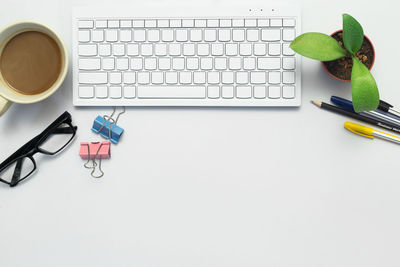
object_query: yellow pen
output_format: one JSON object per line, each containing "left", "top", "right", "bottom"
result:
{"left": 344, "top": 121, "right": 400, "bottom": 144}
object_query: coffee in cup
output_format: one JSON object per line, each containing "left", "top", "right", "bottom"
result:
{"left": 0, "top": 21, "right": 68, "bottom": 116}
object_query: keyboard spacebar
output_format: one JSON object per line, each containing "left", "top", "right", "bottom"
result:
{"left": 138, "top": 86, "right": 206, "bottom": 99}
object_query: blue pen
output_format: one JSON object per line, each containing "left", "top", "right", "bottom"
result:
{"left": 331, "top": 96, "right": 400, "bottom": 128}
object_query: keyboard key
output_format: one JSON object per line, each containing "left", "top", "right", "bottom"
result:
{"left": 120, "top": 20, "right": 132, "bottom": 28}
{"left": 78, "top": 30, "right": 90, "bottom": 42}
{"left": 169, "top": 44, "right": 181, "bottom": 56}
{"left": 152, "top": 72, "right": 164, "bottom": 84}
{"left": 109, "top": 72, "right": 122, "bottom": 84}
{"left": 113, "top": 44, "right": 125, "bottom": 56}
{"left": 194, "top": 19, "right": 207, "bottom": 27}
{"left": 132, "top": 20, "right": 145, "bottom": 28}
{"left": 204, "top": 29, "right": 217, "bottom": 42}
{"left": 179, "top": 71, "right": 192, "bottom": 84}
{"left": 116, "top": 58, "right": 129, "bottom": 70}
{"left": 225, "top": 43, "right": 238, "bottom": 56}
{"left": 232, "top": 19, "right": 244, "bottom": 27}
{"left": 236, "top": 86, "right": 252, "bottom": 98}
{"left": 78, "top": 20, "right": 94, "bottom": 29}
{"left": 79, "top": 72, "right": 107, "bottom": 84}
{"left": 79, "top": 86, "right": 94, "bottom": 98}
{"left": 105, "top": 30, "right": 118, "bottom": 42}
{"left": 214, "top": 57, "right": 227, "bottom": 70}
{"left": 282, "top": 85, "right": 295, "bottom": 98}
{"left": 172, "top": 57, "right": 185, "bottom": 70}
{"left": 244, "top": 19, "right": 257, "bottom": 27}
{"left": 144, "top": 57, "right": 157, "bottom": 70}
{"left": 197, "top": 44, "right": 210, "bottom": 56}
{"left": 218, "top": 29, "right": 231, "bottom": 42}
{"left": 221, "top": 72, "right": 234, "bottom": 84}
{"left": 183, "top": 44, "right": 196, "bottom": 56}
{"left": 165, "top": 72, "right": 178, "bottom": 84}
{"left": 268, "top": 86, "right": 281, "bottom": 98}
{"left": 141, "top": 44, "right": 153, "bottom": 56}
{"left": 186, "top": 57, "right": 199, "bottom": 70}
{"left": 283, "top": 28, "right": 296, "bottom": 41}
{"left": 127, "top": 44, "right": 139, "bottom": 56}
{"left": 228, "top": 57, "right": 241, "bottom": 70}
{"left": 123, "top": 72, "right": 136, "bottom": 84}
{"left": 254, "top": 44, "right": 267, "bottom": 56}
{"left": 145, "top": 20, "right": 157, "bottom": 28}
{"left": 222, "top": 85, "right": 234, "bottom": 98}
{"left": 283, "top": 18, "right": 296, "bottom": 27}
{"left": 268, "top": 72, "right": 281, "bottom": 84}
{"left": 219, "top": 19, "right": 232, "bottom": 27}
{"left": 155, "top": 44, "right": 167, "bottom": 56}
{"left": 268, "top": 43, "right": 281, "bottom": 56}
{"left": 176, "top": 29, "right": 188, "bottom": 42}
{"left": 270, "top": 18, "right": 282, "bottom": 27}
{"left": 124, "top": 86, "right": 136, "bottom": 98}
{"left": 207, "top": 72, "right": 220, "bottom": 84}
{"left": 138, "top": 86, "right": 206, "bottom": 98}
{"left": 92, "top": 30, "right": 104, "bottom": 42}
{"left": 158, "top": 57, "right": 171, "bottom": 70}
{"left": 207, "top": 19, "right": 219, "bottom": 27}
{"left": 258, "top": 57, "right": 281, "bottom": 70}
{"left": 102, "top": 58, "right": 115, "bottom": 70}
{"left": 208, "top": 86, "right": 220, "bottom": 98}
{"left": 190, "top": 29, "right": 202, "bottom": 42}
{"left": 120, "top": 30, "right": 132, "bottom": 42}
{"left": 95, "top": 20, "right": 107, "bottom": 29}
{"left": 236, "top": 72, "right": 249, "bottom": 84}
{"left": 96, "top": 86, "right": 108, "bottom": 98}
{"left": 200, "top": 57, "right": 213, "bottom": 70}
{"left": 133, "top": 30, "right": 146, "bottom": 42}
{"left": 258, "top": 19, "right": 269, "bottom": 27}
{"left": 182, "top": 19, "right": 194, "bottom": 27}
{"left": 261, "top": 29, "right": 281, "bottom": 41}
{"left": 243, "top": 57, "right": 256, "bottom": 70}
{"left": 282, "top": 43, "right": 295, "bottom": 56}
{"left": 193, "top": 72, "right": 206, "bottom": 84}
{"left": 109, "top": 85, "right": 122, "bottom": 98}
{"left": 254, "top": 85, "right": 267, "bottom": 98}
{"left": 108, "top": 20, "right": 119, "bottom": 28}
{"left": 239, "top": 43, "right": 252, "bottom": 56}
{"left": 147, "top": 30, "right": 160, "bottom": 42}
{"left": 250, "top": 72, "right": 267, "bottom": 84}
{"left": 211, "top": 44, "right": 224, "bottom": 56}
{"left": 170, "top": 19, "right": 182, "bottom": 27}
{"left": 282, "top": 57, "right": 295, "bottom": 70}
{"left": 78, "top": 44, "right": 97, "bottom": 56}
{"left": 98, "top": 44, "right": 111, "bottom": 56}
{"left": 246, "top": 29, "right": 259, "bottom": 41}
{"left": 79, "top": 58, "right": 101, "bottom": 70}
{"left": 130, "top": 58, "right": 143, "bottom": 70}
{"left": 283, "top": 71, "right": 295, "bottom": 84}
{"left": 161, "top": 29, "right": 174, "bottom": 42}
{"left": 232, "top": 29, "right": 245, "bottom": 42}
{"left": 138, "top": 72, "right": 150, "bottom": 84}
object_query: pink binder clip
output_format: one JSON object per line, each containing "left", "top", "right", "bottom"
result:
{"left": 79, "top": 141, "right": 111, "bottom": 159}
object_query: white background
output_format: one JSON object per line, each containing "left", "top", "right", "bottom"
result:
{"left": 1, "top": 0, "right": 399, "bottom": 266}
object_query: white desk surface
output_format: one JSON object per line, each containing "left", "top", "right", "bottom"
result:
{"left": 1, "top": 0, "right": 399, "bottom": 266}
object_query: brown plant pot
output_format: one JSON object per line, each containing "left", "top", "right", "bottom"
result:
{"left": 321, "top": 30, "right": 375, "bottom": 82}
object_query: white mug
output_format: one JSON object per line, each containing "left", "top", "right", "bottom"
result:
{"left": 0, "top": 21, "right": 68, "bottom": 116}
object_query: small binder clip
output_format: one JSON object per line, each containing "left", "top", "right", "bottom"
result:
{"left": 79, "top": 141, "right": 111, "bottom": 159}
{"left": 91, "top": 107, "right": 125, "bottom": 144}
{"left": 80, "top": 141, "right": 111, "bottom": 178}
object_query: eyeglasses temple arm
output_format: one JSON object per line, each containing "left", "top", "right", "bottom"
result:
{"left": 10, "top": 158, "right": 23, "bottom": 186}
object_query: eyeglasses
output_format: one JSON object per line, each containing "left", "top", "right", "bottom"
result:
{"left": 0, "top": 111, "right": 77, "bottom": 187}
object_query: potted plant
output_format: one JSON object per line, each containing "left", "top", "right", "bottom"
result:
{"left": 290, "top": 14, "right": 379, "bottom": 112}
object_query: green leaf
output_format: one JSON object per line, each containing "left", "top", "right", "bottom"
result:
{"left": 342, "top": 14, "right": 364, "bottom": 54}
{"left": 290, "top": 32, "right": 347, "bottom": 61}
{"left": 351, "top": 57, "right": 379, "bottom": 112}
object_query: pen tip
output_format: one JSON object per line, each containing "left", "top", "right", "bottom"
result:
{"left": 311, "top": 100, "right": 322, "bottom": 107}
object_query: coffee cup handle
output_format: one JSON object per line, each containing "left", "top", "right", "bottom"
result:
{"left": 0, "top": 96, "right": 12, "bottom": 117}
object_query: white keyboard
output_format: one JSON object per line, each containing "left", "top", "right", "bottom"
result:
{"left": 72, "top": 6, "right": 301, "bottom": 106}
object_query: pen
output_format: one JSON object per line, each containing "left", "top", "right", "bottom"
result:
{"left": 311, "top": 100, "right": 400, "bottom": 134}
{"left": 344, "top": 121, "right": 400, "bottom": 145}
{"left": 331, "top": 96, "right": 400, "bottom": 127}
{"left": 378, "top": 100, "right": 400, "bottom": 118}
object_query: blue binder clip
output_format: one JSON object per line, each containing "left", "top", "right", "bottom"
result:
{"left": 91, "top": 107, "right": 125, "bottom": 144}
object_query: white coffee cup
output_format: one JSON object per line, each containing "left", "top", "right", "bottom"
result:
{"left": 0, "top": 21, "right": 68, "bottom": 116}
